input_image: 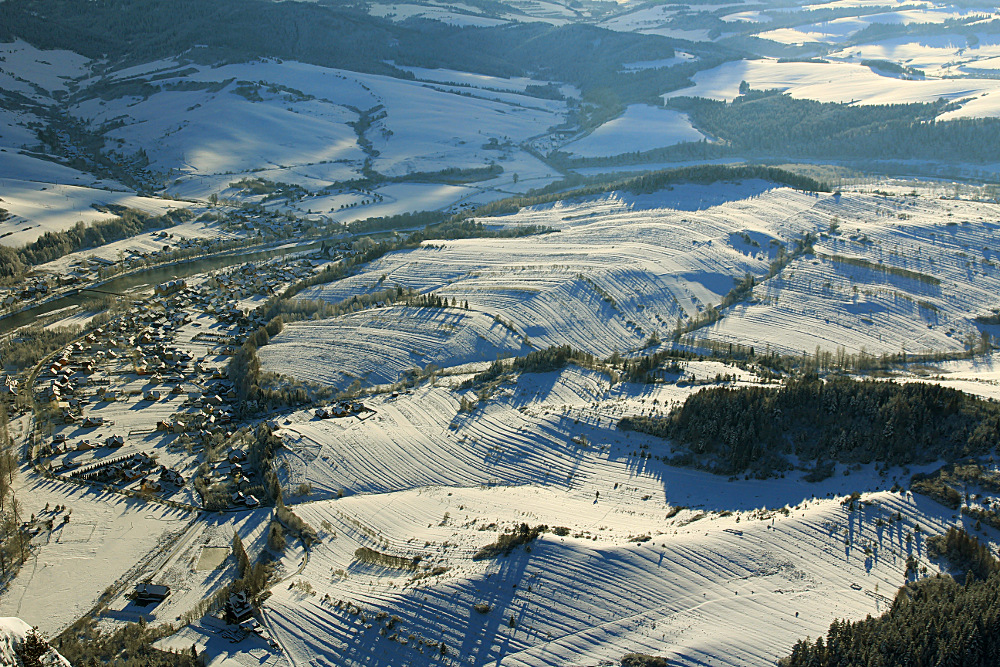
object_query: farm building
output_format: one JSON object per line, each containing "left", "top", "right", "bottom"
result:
{"left": 134, "top": 583, "right": 170, "bottom": 604}
{"left": 225, "top": 591, "right": 254, "bottom": 623}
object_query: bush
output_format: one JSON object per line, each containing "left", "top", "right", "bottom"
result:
{"left": 354, "top": 547, "right": 420, "bottom": 570}
{"left": 473, "top": 523, "right": 547, "bottom": 560}
{"left": 622, "top": 654, "right": 669, "bottom": 667}
{"left": 15, "top": 628, "right": 50, "bottom": 667}
{"left": 267, "top": 520, "right": 286, "bottom": 551}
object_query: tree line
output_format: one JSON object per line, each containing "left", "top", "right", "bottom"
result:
{"left": 0, "top": 207, "right": 194, "bottom": 280}
{"left": 471, "top": 164, "right": 829, "bottom": 220}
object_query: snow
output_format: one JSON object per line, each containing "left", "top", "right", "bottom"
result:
{"left": 0, "top": 151, "right": 118, "bottom": 187}
{"left": 663, "top": 58, "right": 1000, "bottom": 119}
{"left": 0, "top": 462, "right": 191, "bottom": 637}
{"left": 721, "top": 10, "right": 772, "bottom": 23}
{"left": 31, "top": 214, "right": 236, "bottom": 276}
{"left": 254, "top": 365, "right": 971, "bottom": 667}
{"left": 269, "top": 182, "right": 1000, "bottom": 366}
{"left": 399, "top": 66, "right": 579, "bottom": 99}
{"left": 283, "top": 182, "right": 814, "bottom": 357}
{"left": 697, "top": 186, "right": 1000, "bottom": 356}
{"left": 6, "top": 4, "right": 1000, "bottom": 664}
{"left": 758, "top": 8, "right": 996, "bottom": 45}
{"left": 827, "top": 33, "right": 1000, "bottom": 76}
{"left": 99, "top": 509, "right": 274, "bottom": 629}
{"left": 67, "top": 58, "right": 567, "bottom": 203}
{"left": 621, "top": 53, "right": 696, "bottom": 72}
{"left": 73, "top": 85, "right": 363, "bottom": 179}
{"left": 369, "top": 3, "right": 510, "bottom": 26}
{"left": 0, "top": 40, "right": 90, "bottom": 104}
{"left": 599, "top": 5, "right": 687, "bottom": 34}
{"left": 0, "top": 179, "right": 180, "bottom": 248}
{"left": 890, "top": 356, "right": 1000, "bottom": 401}
{"left": 560, "top": 105, "right": 706, "bottom": 158}
{"left": 260, "top": 305, "right": 533, "bottom": 391}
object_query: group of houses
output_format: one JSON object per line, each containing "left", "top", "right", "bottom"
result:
{"left": 207, "top": 259, "right": 316, "bottom": 303}
{"left": 69, "top": 451, "right": 185, "bottom": 492}
{"left": 25, "top": 251, "right": 333, "bottom": 513}
{"left": 314, "top": 401, "right": 367, "bottom": 420}
{"left": 205, "top": 449, "right": 260, "bottom": 508}
{"left": 0, "top": 277, "right": 51, "bottom": 309}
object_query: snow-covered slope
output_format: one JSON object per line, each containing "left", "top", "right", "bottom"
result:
{"left": 254, "top": 363, "right": 973, "bottom": 667}
{"left": 267, "top": 182, "right": 997, "bottom": 370}
{"left": 664, "top": 58, "right": 1000, "bottom": 119}
{"left": 265, "top": 488, "right": 954, "bottom": 667}
{"left": 259, "top": 305, "right": 533, "bottom": 390}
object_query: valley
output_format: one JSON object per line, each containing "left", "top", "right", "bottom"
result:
{"left": 0, "top": 0, "right": 999, "bottom": 665}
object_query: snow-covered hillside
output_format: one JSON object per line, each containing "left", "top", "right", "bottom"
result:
{"left": 264, "top": 181, "right": 998, "bottom": 370}
{"left": 4, "top": 1, "right": 1000, "bottom": 665}
{"left": 244, "top": 363, "right": 979, "bottom": 667}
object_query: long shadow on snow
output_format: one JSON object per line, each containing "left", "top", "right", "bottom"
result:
{"left": 605, "top": 442, "right": 927, "bottom": 515}
{"left": 447, "top": 548, "right": 534, "bottom": 666}
{"left": 469, "top": 370, "right": 596, "bottom": 492}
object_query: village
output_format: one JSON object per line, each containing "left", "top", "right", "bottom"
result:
{"left": 0, "top": 213, "right": 399, "bottom": 657}
{"left": 6, "top": 251, "right": 355, "bottom": 511}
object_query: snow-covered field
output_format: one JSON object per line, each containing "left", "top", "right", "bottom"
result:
{"left": 100, "top": 509, "right": 273, "bottom": 629}
{"left": 369, "top": 2, "right": 510, "bottom": 26}
{"left": 0, "top": 457, "right": 191, "bottom": 637}
{"left": 69, "top": 59, "right": 567, "bottom": 199}
{"left": 699, "top": 186, "right": 1000, "bottom": 356}
{"left": 6, "top": 2, "right": 1000, "bottom": 664}
{"left": 758, "top": 8, "right": 991, "bottom": 45}
{"left": 664, "top": 58, "right": 1000, "bottom": 119}
{"left": 260, "top": 305, "right": 532, "bottom": 391}
{"left": 828, "top": 33, "right": 1000, "bottom": 77}
{"left": 560, "top": 105, "right": 706, "bottom": 158}
{"left": 0, "top": 40, "right": 90, "bottom": 104}
{"left": 279, "top": 181, "right": 796, "bottom": 357}
{"left": 266, "top": 487, "right": 956, "bottom": 667}
{"left": 0, "top": 179, "right": 180, "bottom": 248}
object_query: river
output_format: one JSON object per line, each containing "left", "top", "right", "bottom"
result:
{"left": 0, "top": 240, "right": 324, "bottom": 335}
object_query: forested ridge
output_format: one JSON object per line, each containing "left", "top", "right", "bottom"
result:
{"left": 563, "top": 91, "right": 1000, "bottom": 166}
{"left": 0, "top": 0, "right": 693, "bottom": 101}
{"left": 670, "top": 91, "right": 1000, "bottom": 163}
{"left": 620, "top": 375, "right": 1000, "bottom": 475}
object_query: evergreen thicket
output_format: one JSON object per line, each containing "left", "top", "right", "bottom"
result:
{"left": 620, "top": 375, "right": 1000, "bottom": 475}
{"left": 783, "top": 530, "right": 1000, "bottom": 667}
{"left": 669, "top": 92, "right": 1000, "bottom": 164}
